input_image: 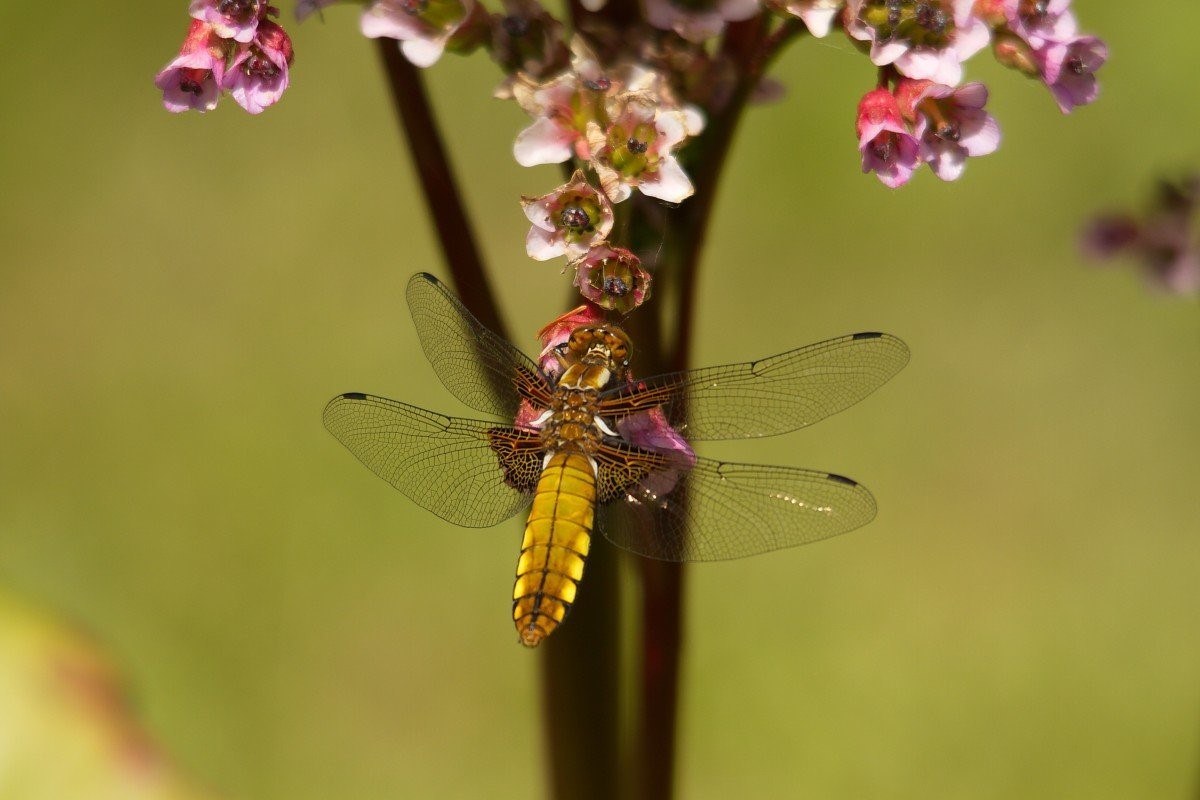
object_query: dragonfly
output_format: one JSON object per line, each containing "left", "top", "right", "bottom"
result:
{"left": 324, "top": 273, "right": 909, "bottom": 647}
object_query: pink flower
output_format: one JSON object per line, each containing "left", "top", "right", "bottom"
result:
{"left": 571, "top": 245, "right": 653, "bottom": 314}
{"left": 535, "top": 304, "right": 606, "bottom": 375}
{"left": 522, "top": 170, "right": 615, "bottom": 261}
{"left": 510, "top": 39, "right": 615, "bottom": 166}
{"left": 586, "top": 95, "right": 698, "bottom": 203}
{"left": 855, "top": 87, "right": 921, "bottom": 188}
{"left": 360, "top": 0, "right": 480, "bottom": 68}
{"left": 616, "top": 407, "right": 696, "bottom": 499}
{"left": 189, "top": 0, "right": 270, "bottom": 44}
{"left": 643, "top": 0, "right": 760, "bottom": 43}
{"left": 1037, "top": 34, "right": 1106, "bottom": 114}
{"left": 897, "top": 79, "right": 999, "bottom": 181}
{"left": 844, "top": 0, "right": 989, "bottom": 85}
{"left": 222, "top": 20, "right": 294, "bottom": 114}
{"left": 155, "top": 20, "right": 229, "bottom": 114}
{"left": 1003, "top": 0, "right": 1077, "bottom": 47}
{"left": 772, "top": 0, "right": 841, "bottom": 37}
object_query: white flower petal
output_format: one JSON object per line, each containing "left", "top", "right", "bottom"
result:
{"left": 513, "top": 117, "right": 574, "bottom": 167}
{"left": 401, "top": 37, "right": 446, "bottom": 68}
{"left": 526, "top": 226, "right": 564, "bottom": 261}
{"left": 639, "top": 157, "right": 694, "bottom": 203}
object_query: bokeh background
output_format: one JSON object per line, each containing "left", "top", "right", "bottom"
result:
{"left": 2, "top": 2, "right": 1198, "bottom": 797}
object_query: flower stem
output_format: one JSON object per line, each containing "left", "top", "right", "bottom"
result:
{"left": 374, "top": 39, "right": 507, "bottom": 337}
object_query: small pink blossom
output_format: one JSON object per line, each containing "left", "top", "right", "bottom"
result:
{"left": 855, "top": 87, "right": 921, "bottom": 188}
{"left": 897, "top": 79, "right": 999, "bottom": 181}
{"left": 643, "top": 0, "right": 760, "bottom": 43}
{"left": 361, "top": 0, "right": 480, "bottom": 68}
{"left": 1003, "top": 0, "right": 1077, "bottom": 47}
{"left": 772, "top": 0, "right": 841, "bottom": 37}
{"left": 1037, "top": 34, "right": 1106, "bottom": 114}
{"left": 522, "top": 170, "right": 614, "bottom": 261}
{"left": 844, "top": 0, "right": 989, "bottom": 85}
{"left": 535, "top": 305, "right": 606, "bottom": 375}
{"left": 510, "top": 39, "right": 616, "bottom": 166}
{"left": 571, "top": 245, "right": 652, "bottom": 314}
{"left": 587, "top": 95, "right": 698, "bottom": 203}
{"left": 155, "top": 20, "right": 229, "bottom": 114}
{"left": 222, "top": 20, "right": 294, "bottom": 114}
{"left": 616, "top": 406, "right": 696, "bottom": 499}
{"left": 190, "top": 0, "right": 269, "bottom": 43}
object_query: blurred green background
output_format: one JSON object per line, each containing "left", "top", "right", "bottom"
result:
{"left": 2, "top": 2, "right": 1198, "bottom": 797}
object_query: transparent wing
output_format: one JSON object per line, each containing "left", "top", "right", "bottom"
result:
{"left": 598, "top": 332, "right": 909, "bottom": 440}
{"left": 406, "top": 272, "right": 550, "bottom": 419}
{"left": 599, "top": 456, "right": 877, "bottom": 562}
{"left": 323, "top": 392, "right": 541, "bottom": 528}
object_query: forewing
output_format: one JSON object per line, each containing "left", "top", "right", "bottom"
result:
{"left": 406, "top": 272, "right": 551, "bottom": 419}
{"left": 323, "top": 392, "right": 541, "bottom": 528}
{"left": 598, "top": 332, "right": 909, "bottom": 440}
{"left": 600, "top": 457, "right": 877, "bottom": 561}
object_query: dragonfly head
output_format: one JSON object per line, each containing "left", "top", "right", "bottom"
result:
{"left": 562, "top": 324, "right": 632, "bottom": 376}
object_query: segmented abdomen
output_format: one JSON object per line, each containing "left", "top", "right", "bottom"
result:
{"left": 512, "top": 451, "right": 595, "bottom": 647}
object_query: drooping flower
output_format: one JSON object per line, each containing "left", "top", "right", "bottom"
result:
{"left": 896, "top": 79, "right": 999, "bottom": 181}
{"left": 771, "top": 0, "right": 841, "bottom": 37}
{"left": 1037, "top": 34, "right": 1106, "bottom": 114}
{"left": 855, "top": 87, "right": 921, "bottom": 188}
{"left": 509, "top": 40, "right": 613, "bottom": 166}
{"left": 643, "top": 0, "right": 760, "bottom": 44}
{"left": 844, "top": 0, "right": 990, "bottom": 85}
{"left": 222, "top": 20, "right": 294, "bottom": 114}
{"left": 522, "top": 170, "right": 614, "bottom": 261}
{"left": 1003, "top": 0, "right": 1077, "bottom": 48}
{"left": 155, "top": 20, "right": 230, "bottom": 114}
{"left": 489, "top": 0, "right": 570, "bottom": 83}
{"left": 571, "top": 245, "right": 653, "bottom": 314}
{"left": 586, "top": 94, "right": 698, "bottom": 203}
{"left": 1081, "top": 176, "right": 1200, "bottom": 296}
{"left": 190, "top": 0, "right": 270, "bottom": 43}
{"left": 616, "top": 406, "right": 697, "bottom": 499}
{"left": 360, "top": 0, "right": 484, "bottom": 68}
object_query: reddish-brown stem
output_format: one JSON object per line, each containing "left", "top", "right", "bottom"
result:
{"left": 374, "top": 39, "right": 507, "bottom": 338}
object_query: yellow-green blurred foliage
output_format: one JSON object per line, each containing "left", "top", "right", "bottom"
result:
{"left": 1, "top": 2, "right": 1198, "bottom": 798}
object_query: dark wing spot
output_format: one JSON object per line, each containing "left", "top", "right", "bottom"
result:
{"left": 825, "top": 472, "right": 859, "bottom": 487}
{"left": 852, "top": 331, "right": 884, "bottom": 340}
{"left": 342, "top": 392, "right": 368, "bottom": 400}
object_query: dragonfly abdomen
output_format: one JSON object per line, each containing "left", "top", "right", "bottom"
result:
{"left": 513, "top": 451, "right": 595, "bottom": 647}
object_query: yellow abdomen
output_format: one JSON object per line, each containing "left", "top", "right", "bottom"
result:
{"left": 513, "top": 451, "right": 595, "bottom": 647}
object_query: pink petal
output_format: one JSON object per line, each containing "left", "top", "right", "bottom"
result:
{"left": 798, "top": 6, "right": 838, "bottom": 37}
{"left": 525, "top": 226, "right": 565, "bottom": 261}
{"left": 513, "top": 117, "right": 575, "bottom": 167}
{"left": 639, "top": 157, "right": 694, "bottom": 203}
{"left": 401, "top": 37, "right": 446, "bottom": 67}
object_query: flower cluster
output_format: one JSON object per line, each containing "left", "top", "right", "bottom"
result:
{"left": 155, "top": 0, "right": 1109, "bottom": 308}
{"left": 155, "top": 1, "right": 294, "bottom": 114}
{"left": 1081, "top": 176, "right": 1200, "bottom": 296}
{"left": 848, "top": 0, "right": 1105, "bottom": 186}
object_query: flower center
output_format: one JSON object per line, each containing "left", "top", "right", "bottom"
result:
{"left": 559, "top": 205, "right": 593, "bottom": 232}
{"left": 862, "top": 0, "right": 956, "bottom": 48}
{"left": 243, "top": 50, "right": 280, "bottom": 79}
{"left": 178, "top": 68, "right": 209, "bottom": 95}
{"left": 216, "top": 0, "right": 262, "bottom": 23}
{"left": 870, "top": 134, "right": 895, "bottom": 161}
{"left": 502, "top": 14, "right": 529, "bottom": 36}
